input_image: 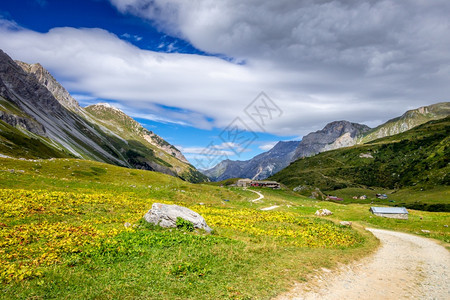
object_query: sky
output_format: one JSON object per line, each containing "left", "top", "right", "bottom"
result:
{"left": 0, "top": 0, "right": 449, "bottom": 169}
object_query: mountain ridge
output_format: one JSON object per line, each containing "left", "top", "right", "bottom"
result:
{"left": 270, "top": 116, "right": 450, "bottom": 193}
{"left": 292, "top": 120, "right": 371, "bottom": 161}
{"left": 201, "top": 140, "right": 300, "bottom": 181}
{"left": 0, "top": 49, "right": 206, "bottom": 182}
{"left": 358, "top": 102, "right": 450, "bottom": 144}
{"left": 203, "top": 102, "right": 449, "bottom": 182}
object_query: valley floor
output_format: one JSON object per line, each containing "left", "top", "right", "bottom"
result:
{"left": 276, "top": 228, "right": 450, "bottom": 300}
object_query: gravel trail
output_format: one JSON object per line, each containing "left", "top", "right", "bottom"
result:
{"left": 244, "top": 188, "right": 264, "bottom": 202}
{"left": 276, "top": 228, "right": 450, "bottom": 300}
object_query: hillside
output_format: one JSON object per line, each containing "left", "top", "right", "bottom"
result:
{"left": 270, "top": 117, "right": 450, "bottom": 209}
{"left": 203, "top": 103, "right": 449, "bottom": 182}
{"left": 0, "top": 49, "right": 206, "bottom": 182}
{"left": 359, "top": 102, "right": 450, "bottom": 144}
{"left": 202, "top": 141, "right": 300, "bottom": 181}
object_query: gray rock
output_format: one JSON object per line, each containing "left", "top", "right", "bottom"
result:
{"left": 315, "top": 209, "right": 333, "bottom": 216}
{"left": 292, "top": 121, "right": 370, "bottom": 161}
{"left": 340, "top": 221, "right": 352, "bottom": 226}
{"left": 144, "top": 203, "right": 212, "bottom": 233}
{"left": 421, "top": 230, "right": 431, "bottom": 234}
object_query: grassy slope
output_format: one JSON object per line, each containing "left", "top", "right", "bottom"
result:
{"left": 0, "top": 120, "right": 70, "bottom": 159}
{"left": 84, "top": 105, "right": 208, "bottom": 183}
{"left": 0, "top": 97, "right": 70, "bottom": 159}
{"left": 270, "top": 117, "right": 450, "bottom": 211}
{"left": 359, "top": 102, "right": 450, "bottom": 144}
{"left": 0, "top": 157, "right": 380, "bottom": 299}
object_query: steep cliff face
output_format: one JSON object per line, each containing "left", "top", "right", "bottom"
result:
{"left": 292, "top": 121, "right": 370, "bottom": 160}
{"left": 359, "top": 102, "right": 450, "bottom": 144}
{"left": 0, "top": 50, "right": 112, "bottom": 161}
{"left": 15, "top": 61, "right": 81, "bottom": 113}
{"left": 0, "top": 96, "right": 46, "bottom": 136}
{"left": 202, "top": 141, "right": 300, "bottom": 181}
{"left": 0, "top": 49, "right": 206, "bottom": 182}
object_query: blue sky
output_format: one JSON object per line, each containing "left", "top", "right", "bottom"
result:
{"left": 0, "top": 0, "right": 294, "bottom": 168}
{"left": 1, "top": 0, "right": 449, "bottom": 169}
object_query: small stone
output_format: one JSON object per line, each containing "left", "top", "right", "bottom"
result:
{"left": 315, "top": 209, "right": 333, "bottom": 216}
{"left": 421, "top": 230, "right": 430, "bottom": 233}
{"left": 124, "top": 222, "right": 132, "bottom": 228}
{"left": 340, "top": 221, "right": 352, "bottom": 226}
{"left": 444, "top": 225, "right": 448, "bottom": 228}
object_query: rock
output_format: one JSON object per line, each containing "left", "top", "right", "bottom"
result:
{"left": 293, "top": 185, "right": 308, "bottom": 192}
{"left": 315, "top": 209, "right": 333, "bottom": 216}
{"left": 292, "top": 121, "right": 371, "bottom": 161}
{"left": 124, "top": 222, "right": 132, "bottom": 228}
{"left": 444, "top": 225, "right": 448, "bottom": 228}
{"left": 340, "top": 221, "right": 352, "bottom": 226}
{"left": 421, "top": 230, "right": 430, "bottom": 233}
{"left": 144, "top": 203, "right": 212, "bottom": 233}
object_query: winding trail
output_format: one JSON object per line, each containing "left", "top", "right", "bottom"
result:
{"left": 276, "top": 228, "right": 450, "bottom": 300}
{"left": 244, "top": 188, "right": 264, "bottom": 202}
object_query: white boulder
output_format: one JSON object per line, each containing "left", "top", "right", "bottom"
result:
{"left": 315, "top": 209, "right": 333, "bottom": 216}
{"left": 144, "top": 203, "right": 212, "bottom": 233}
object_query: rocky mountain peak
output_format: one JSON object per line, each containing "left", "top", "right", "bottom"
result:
{"left": 0, "top": 49, "right": 205, "bottom": 182}
{"left": 15, "top": 60, "right": 81, "bottom": 113}
{"left": 292, "top": 120, "right": 370, "bottom": 160}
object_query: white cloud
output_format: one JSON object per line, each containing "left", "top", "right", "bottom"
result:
{"left": 121, "top": 33, "right": 143, "bottom": 42}
{"left": 2, "top": 0, "right": 450, "bottom": 137}
{"left": 178, "top": 144, "right": 234, "bottom": 157}
{"left": 259, "top": 142, "right": 277, "bottom": 151}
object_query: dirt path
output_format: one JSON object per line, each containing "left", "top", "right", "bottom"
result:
{"left": 276, "top": 228, "right": 450, "bottom": 300}
{"left": 260, "top": 205, "right": 279, "bottom": 211}
{"left": 244, "top": 188, "right": 264, "bottom": 202}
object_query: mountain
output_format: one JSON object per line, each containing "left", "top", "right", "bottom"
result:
{"left": 0, "top": 49, "right": 206, "bottom": 182}
{"left": 204, "top": 102, "right": 449, "bottom": 182}
{"left": 14, "top": 61, "right": 82, "bottom": 113}
{"left": 292, "top": 121, "right": 371, "bottom": 161}
{"left": 270, "top": 117, "right": 450, "bottom": 191}
{"left": 85, "top": 103, "right": 189, "bottom": 164}
{"left": 358, "top": 102, "right": 450, "bottom": 144}
{"left": 201, "top": 120, "right": 370, "bottom": 182}
{"left": 201, "top": 141, "right": 300, "bottom": 181}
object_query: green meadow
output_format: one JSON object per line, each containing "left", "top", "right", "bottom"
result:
{"left": 0, "top": 157, "right": 448, "bottom": 299}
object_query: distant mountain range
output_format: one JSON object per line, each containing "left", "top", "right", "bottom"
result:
{"left": 0, "top": 49, "right": 207, "bottom": 183}
{"left": 270, "top": 116, "right": 450, "bottom": 194}
{"left": 201, "top": 141, "right": 300, "bottom": 181}
{"left": 202, "top": 102, "right": 450, "bottom": 181}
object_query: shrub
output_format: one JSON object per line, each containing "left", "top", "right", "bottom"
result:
{"left": 176, "top": 217, "right": 194, "bottom": 232}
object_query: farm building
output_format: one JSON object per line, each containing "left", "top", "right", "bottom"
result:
{"left": 327, "top": 196, "right": 343, "bottom": 201}
{"left": 250, "top": 181, "right": 281, "bottom": 189}
{"left": 236, "top": 178, "right": 253, "bottom": 187}
{"left": 236, "top": 179, "right": 281, "bottom": 189}
{"left": 370, "top": 207, "right": 409, "bottom": 220}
